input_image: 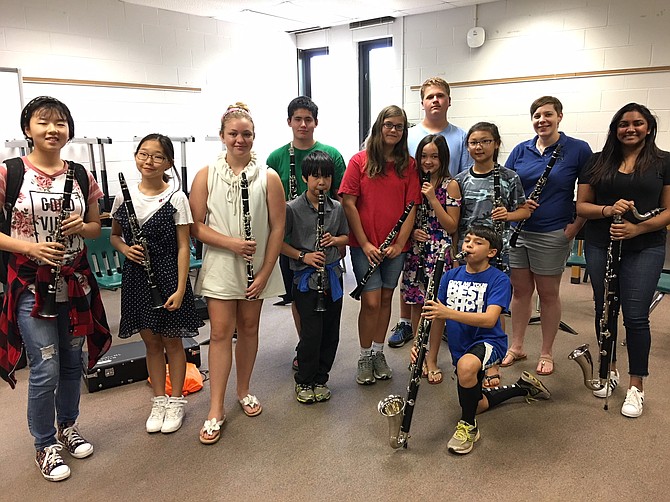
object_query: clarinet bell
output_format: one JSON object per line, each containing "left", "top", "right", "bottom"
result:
{"left": 314, "top": 296, "right": 327, "bottom": 312}
{"left": 149, "top": 286, "right": 165, "bottom": 310}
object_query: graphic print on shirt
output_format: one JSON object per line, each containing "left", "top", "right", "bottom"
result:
{"left": 28, "top": 188, "right": 84, "bottom": 262}
{"left": 445, "top": 280, "right": 488, "bottom": 313}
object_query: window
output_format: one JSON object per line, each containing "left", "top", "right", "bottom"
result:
{"left": 358, "top": 37, "right": 393, "bottom": 147}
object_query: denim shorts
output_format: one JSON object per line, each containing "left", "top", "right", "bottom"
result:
{"left": 509, "top": 228, "right": 572, "bottom": 276}
{"left": 350, "top": 246, "right": 406, "bottom": 293}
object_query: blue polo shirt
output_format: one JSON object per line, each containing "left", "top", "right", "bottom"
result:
{"left": 505, "top": 132, "right": 592, "bottom": 232}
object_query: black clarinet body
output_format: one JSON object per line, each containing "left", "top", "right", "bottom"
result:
{"left": 240, "top": 172, "right": 256, "bottom": 298}
{"left": 314, "top": 190, "right": 327, "bottom": 312}
{"left": 118, "top": 173, "right": 164, "bottom": 310}
{"left": 492, "top": 163, "right": 505, "bottom": 270}
{"left": 39, "top": 163, "right": 76, "bottom": 318}
{"left": 350, "top": 202, "right": 415, "bottom": 300}
{"left": 378, "top": 244, "right": 448, "bottom": 448}
{"left": 288, "top": 144, "right": 298, "bottom": 200}
{"left": 509, "top": 144, "right": 562, "bottom": 248}
{"left": 416, "top": 171, "right": 431, "bottom": 287}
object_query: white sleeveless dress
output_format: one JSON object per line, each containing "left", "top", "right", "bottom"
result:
{"left": 195, "top": 152, "right": 285, "bottom": 300}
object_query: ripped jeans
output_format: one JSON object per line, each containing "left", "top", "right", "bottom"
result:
{"left": 17, "top": 291, "right": 85, "bottom": 450}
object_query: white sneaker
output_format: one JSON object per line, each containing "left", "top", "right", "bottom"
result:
{"left": 161, "top": 396, "right": 187, "bottom": 433}
{"left": 621, "top": 386, "right": 644, "bottom": 418}
{"left": 593, "top": 370, "right": 619, "bottom": 398}
{"left": 146, "top": 395, "right": 168, "bottom": 433}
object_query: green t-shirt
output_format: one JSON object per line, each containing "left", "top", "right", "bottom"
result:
{"left": 266, "top": 141, "right": 345, "bottom": 201}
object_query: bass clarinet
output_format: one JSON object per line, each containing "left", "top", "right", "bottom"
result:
{"left": 509, "top": 144, "right": 562, "bottom": 248}
{"left": 569, "top": 205, "right": 664, "bottom": 410}
{"left": 240, "top": 172, "right": 256, "bottom": 299}
{"left": 378, "top": 243, "right": 448, "bottom": 448}
{"left": 39, "top": 163, "right": 76, "bottom": 318}
{"left": 288, "top": 143, "right": 298, "bottom": 200}
{"left": 119, "top": 173, "right": 164, "bottom": 310}
{"left": 492, "top": 163, "right": 505, "bottom": 270}
{"left": 350, "top": 202, "right": 415, "bottom": 300}
{"left": 314, "top": 190, "right": 327, "bottom": 312}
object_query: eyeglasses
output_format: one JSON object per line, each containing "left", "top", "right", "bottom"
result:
{"left": 136, "top": 151, "right": 167, "bottom": 164}
{"left": 467, "top": 139, "right": 495, "bottom": 147}
{"left": 383, "top": 122, "right": 405, "bottom": 132}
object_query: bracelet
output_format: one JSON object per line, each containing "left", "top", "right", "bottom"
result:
{"left": 601, "top": 205, "right": 609, "bottom": 218}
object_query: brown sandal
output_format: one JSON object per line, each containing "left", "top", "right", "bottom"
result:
{"left": 483, "top": 373, "right": 501, "bottom": 388}
{"left": 501, "top": 349, "right": 527, "bottom": 367}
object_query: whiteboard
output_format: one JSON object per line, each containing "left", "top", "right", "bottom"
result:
{"left": 0, "top": 68, "right": 24, "bottom": 145}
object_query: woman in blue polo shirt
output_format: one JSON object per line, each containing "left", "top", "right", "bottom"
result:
{"left": 502, "top": 96, "right": 592, "bottom": 376}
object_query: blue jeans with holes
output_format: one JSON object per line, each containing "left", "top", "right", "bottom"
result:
{"left": 585, "top": 243, "right": 664, "bottom": 377}
{"left": 17, "top": 291, "right": 85, "bottom": 450}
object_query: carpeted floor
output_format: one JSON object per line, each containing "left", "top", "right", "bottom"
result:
{"left": 1, "top": 261, "right": 668, "bottom": 501}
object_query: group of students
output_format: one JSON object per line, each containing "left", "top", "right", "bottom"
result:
{"left": 0, "top": 77, "right": 668, "bottom": 481}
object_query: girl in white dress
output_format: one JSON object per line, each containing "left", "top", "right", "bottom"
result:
{"left": 190, "top": 103, "right": 285, "bottom": 444}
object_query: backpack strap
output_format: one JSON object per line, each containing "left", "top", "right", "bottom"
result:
{"left": 3, "top": 158, "right": 26, "bottom": 218}
{"left": 67, "top": 161, "right": 90, "bottom": 219}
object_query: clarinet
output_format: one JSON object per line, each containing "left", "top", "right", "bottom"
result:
{"left": 288, "top": 143, "right": 298, "bottom": 200}
{"left": 119, "top": 173, "right": 164, "bottom": 309}
{"left": 416, "top": 171, "right": 431, "bottom": 287}
{"left": 39, "top": 163, "right": 76, "bottom": 318}
{"left": 492, "top": 163, "right": 505, "bottom": 270}
{"left": 314, "top": 190, "right": 327, "bottom": 312}
{"left": 569, "top": 205, "right": 664, "bottom": 410}
{"left": 509, "top": 144, "right": 562, "bottom": 248}
{"left": 240, "top": 172, "right": 256, "bottom": 299}
{"left": 350, "top": 202, "right": 415, "bottom": 300}
{"left": 378, "top": 244, "right": 448, "bottom": 448}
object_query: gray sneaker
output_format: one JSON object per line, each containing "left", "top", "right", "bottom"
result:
{"left": 313, "top": 383, "right": 332, "bottom": 402}
{"left": 447, "top": 420, "right": 480, "bottom": 455}
{"left": 518, "top": 371, "right": 551, "bottom": 400}
{"left": 356, "top": 355, "right": 376, "bottom": 385}
{"left": 295, "top": 383, "right": 316, "bottom": 404}
{"left": 372, "top": 351, "right": 393, "bottom": 380}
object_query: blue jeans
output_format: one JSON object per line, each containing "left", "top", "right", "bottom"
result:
{"left": 350, "top": 247, "right": 406, "bottom": 292}
{"left": 17, "top": 291, "right": 85, "bottom": 450}
{"left": 585, "top": 243, "right": 664, "bottom": 377}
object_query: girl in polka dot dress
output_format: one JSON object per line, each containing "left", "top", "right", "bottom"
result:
{"left": 110, "top": 134, "right": 203, "bottom": 434}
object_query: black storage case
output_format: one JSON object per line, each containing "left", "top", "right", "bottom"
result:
{"left": 83, "top": 337, "right": 201, "bottom": 393}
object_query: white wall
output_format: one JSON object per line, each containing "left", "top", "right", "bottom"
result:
{"left": 402, "top": 0, "right": 670, "bottom": 159}
{"left": 0, "top": 0, "right": 297, "bottom": 194}
{"left": 295, "top": 0, "right": 670, "bottom": 164}
{"left": 2, "top": 0, "right": 669, "bottom": 182}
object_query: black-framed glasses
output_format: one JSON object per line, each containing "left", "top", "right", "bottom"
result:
{"left": 382, "top": 122, "right": 405, "bottom": 132}
{"left": 136, "top": 151, "right": 167, "bottom": 164}
{"left": 467, "top": 139, "right": 495, "bottom": 147}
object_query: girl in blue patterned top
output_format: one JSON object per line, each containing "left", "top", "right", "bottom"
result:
{"left": 400, "top": 134, "right": 461, "bottom": 384}
{"left": 111, "top": 134, "right": 203, "bottom": 435}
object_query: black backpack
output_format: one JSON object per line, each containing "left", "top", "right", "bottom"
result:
{"left": 0, "top": 158, "right": 90, "bottom": 284}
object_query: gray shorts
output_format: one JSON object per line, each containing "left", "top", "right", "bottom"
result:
{"left": 509, "top": 228, "right": 572, "bottom": 276}
{"left": 350, "top": 246, "right": 406, "bottom": 293}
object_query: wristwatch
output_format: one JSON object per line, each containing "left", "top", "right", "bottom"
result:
{"left": 298, "top": 251, "right": 306, "bottom": 263}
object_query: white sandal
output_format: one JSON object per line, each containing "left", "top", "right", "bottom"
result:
{"left": 199, "top": 417, "right": 225, "bottom": 445}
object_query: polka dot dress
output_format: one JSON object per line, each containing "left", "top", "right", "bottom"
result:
{"left": 115, "top": 198, "right": 203, "bottom": 338}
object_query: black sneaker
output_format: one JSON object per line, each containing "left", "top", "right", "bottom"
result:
{"left": 57, "top": 423, "right": 94, "bottom": 459}
{"left": 517, "top": 371, "right": 551, "bottom": 400}
{"left": 387, "top": 322, "right": 413, "bottom": 348}
{"left": 36, "top": 445, "right": 70, "bottom": 482}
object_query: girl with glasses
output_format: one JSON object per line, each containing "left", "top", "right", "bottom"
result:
{"left": 110, "top": 134, "right": 203, "bottom": 434}
{"left": 339, "top": 105, "right": 421, "bottom": 385}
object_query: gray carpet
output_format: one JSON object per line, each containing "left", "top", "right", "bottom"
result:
{"left": 1, "top": 262, "right": 668, "bottom": 501}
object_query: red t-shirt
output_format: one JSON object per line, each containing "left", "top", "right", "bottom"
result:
{"left": 338, "top": 150, "right": 421, "bottom": 251}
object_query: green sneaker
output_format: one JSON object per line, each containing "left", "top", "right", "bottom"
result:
{"left": 447, "top": 420, "right": 480, "bottom": 455}
{"left": 313, "top": 383, "right": 331, "bottom": 402}
{"left": 295, "top": 383, "right": 316, "bottom": 404}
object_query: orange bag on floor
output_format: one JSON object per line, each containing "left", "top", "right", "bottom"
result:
{"left": 148, "top": 362, "right": 203, "bottom": 396}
